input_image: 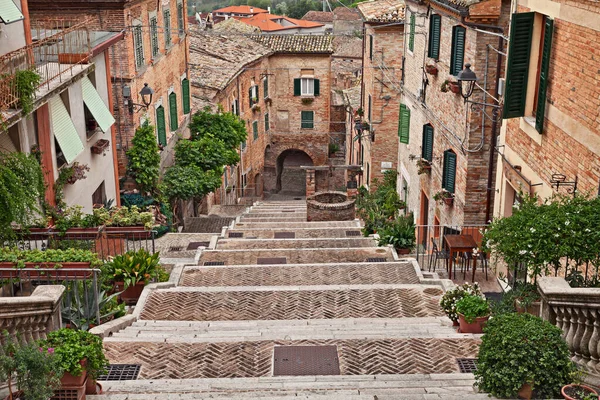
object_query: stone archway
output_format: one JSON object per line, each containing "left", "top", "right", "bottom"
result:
{"left": 276, "top": 149, "right": 314, "bottom": 195}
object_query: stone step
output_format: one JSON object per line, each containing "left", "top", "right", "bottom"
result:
{"left": 216, "top": 238, "right": 376, "bottom": 250}
{"left": 240, "top": 217, "right": 308, "bottom": 222}
{"left": 224, "top": 228, "right": 364, "bottom": 239}
{"left": 90, "top": 374, "right": 488, "bottom": 399}
{"left": 234, "top": 221, "right": 361, "bottom": 229}
{"left": 198, "top": 247, "right": 392, "bottom": 265}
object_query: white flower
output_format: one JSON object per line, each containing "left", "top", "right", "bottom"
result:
{"left": 555, "top": 234, "right": 560, "bottom": 237}
{"left": 585, "top": 228, "right": 591, "bottom": 233}
{"left": 530, "top": 228, "right": 536, "bottom": 233}
{"left": 519, "top": 250, "right": 527, "bottom": 255}
{"left": 565, "top": 220, "right": 571, "bottom": 226}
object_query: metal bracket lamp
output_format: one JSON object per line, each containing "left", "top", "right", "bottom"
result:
{"left": 457, "top": 64, "right": 501, "bottom": 108}
{"left": 125, "top": 83, "right": 154, "bottom": 114}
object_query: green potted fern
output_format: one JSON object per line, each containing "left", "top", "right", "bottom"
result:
{"left": 376, "top": 215, "right": 416, "bottom": 254}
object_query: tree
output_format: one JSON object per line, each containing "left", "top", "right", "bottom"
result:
{"left": 126, "top": 123, "right": 161, "bottom": 195}
{"left": 189, "top": 107, "right": 247, "bottom": 149}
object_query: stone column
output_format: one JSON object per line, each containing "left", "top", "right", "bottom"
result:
{"left": 306, "top": 169, "right": 316, "bottom": 197}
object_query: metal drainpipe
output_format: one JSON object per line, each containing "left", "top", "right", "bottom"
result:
{"left": 460, "top": 17, "right": 505, "bottom": 223}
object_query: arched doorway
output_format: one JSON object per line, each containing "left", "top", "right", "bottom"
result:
{"left": 276, "top": 149, "right": 313, "bottom": 195}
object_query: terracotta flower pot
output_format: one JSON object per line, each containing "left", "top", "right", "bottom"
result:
{"left": 115, "top": 281, "right": 146, "bottom": 305}
{"left": 514, "top": 299, "right": 541, "bottom": 317}
{"left": 518, "top": 382, "right": 534, "bottom": 400}
{"left": 561, "top": 384, "right": 599, "bottom": 400}
{"left": 425, "top": 65, "right": 438, "bottom": 75}
{"left": 443, "top": 197, "right": 454, "bottom": 206}
{"left": 61, "top": 359, "right": 87, "bottom": 387}
{"left": 0, "top": 262, "right": 93, "bottom": 279}
{"left": 449, "top": 81, "right": 461, "bottom": 94}
{"left": 452, "top": 319, "right": 460, "bottom": 327}
{"left": 396, "top": 248, "right": 411, "bottom": 255}
{"left": 458, "top": 313, "right": 489, "bottom": 334}
{"left": 86, "top": 378, "right": 103, "bottom": 394}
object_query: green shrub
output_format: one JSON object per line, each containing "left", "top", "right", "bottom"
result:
{"left": 455, "top": 295, "right": 490, "bottom": 323}
{"left": 0, "top": 247, "right": 102, "bottom": 268}
{"left": 475, "top": 313, "right": 576, "bottom": 399}
{"left": 102, "top": 248, "right": 161, "bottom": 288}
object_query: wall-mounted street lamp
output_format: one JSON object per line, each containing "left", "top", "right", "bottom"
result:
{"left": 550, "top": 173, "right": 578, "bottom": 197}
{"left": 456, "top": 64, "right": 501, "bottom": 108}
{"left": 124, "top": 83, "right": 154, "bottom": 114}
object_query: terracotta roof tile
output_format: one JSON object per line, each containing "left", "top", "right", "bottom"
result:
{"left": 239, "top": 13, "right": 323, "bottom": 31}
{"left": 301, "top": 11, "right": 334, "bottom": 22}
{"left": 333, "top": 7, "right": 361, "bottom": 21}
{"left": 357, "top": 0, "right": 405, "bottom": 22}
{"left": 249, "top": 34, "right": 333, "bottom": 53}
{"left": 214, "top": 5, "right": 268, "bottom": 14}
{"left": 213, "top": 17, "right": 260, "bottom": 34}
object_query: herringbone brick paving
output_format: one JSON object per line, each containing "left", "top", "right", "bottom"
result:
{"left": 103, "top": 338, "right": 480, "bottom": 379}
{"left": 139, "top": 288, "right": 445, "bottom": 321}
{"left": 180, "top": 263, "right": 420, "bottom": 286}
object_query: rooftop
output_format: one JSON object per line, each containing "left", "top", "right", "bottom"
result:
{"left": 237, "top": 13, "right": 324, "bottom": 32}
{"left": 357, "top": 0, "right": 405, "bottom": 23}
{"left": 333, "top": 6, "right": 362, "bottom": 21}
{"left": 332, "top": 35, "right": 363, "bottom": 58}
{"left": 301, "top": 10, "right": 334, "bottom": 23}
{"left": 249, "top": 34, "right": 333, "bottom": 54}
{"left": 342, "top": 85, "right": 361, "bottom": 109}
{"left": 213, "top": 5, "right": 269, "bottom": 15}
{"left": 212, "top": 17, "right": 260, "bottom": 34}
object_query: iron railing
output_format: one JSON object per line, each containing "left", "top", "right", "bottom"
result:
{"left": 0, "top": 19, "right": 92, "bottom": 110}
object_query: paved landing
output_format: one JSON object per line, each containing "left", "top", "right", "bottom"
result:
{"left": 180, "top": 262, "right": 419, "bottom": 287}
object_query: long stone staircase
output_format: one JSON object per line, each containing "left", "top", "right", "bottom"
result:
{"left": 91, "top": 199, "right": 488, "bottom": 399}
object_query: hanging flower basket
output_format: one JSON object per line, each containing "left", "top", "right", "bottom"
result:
{"left": 449, "top": 81, "right": 461, "bottom": 94}
{"left": 425, "top": 65, "right": 438, "bottom": 75}
{"left": 91, "top": 139, "right": 110, "bottom": 155}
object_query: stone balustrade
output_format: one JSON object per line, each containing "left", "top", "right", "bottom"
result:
{"left": 538, "top": 277, "right": 600, "bottom": 385}
{"left": 0, "top": 285, "right": 65, "bottom": 343}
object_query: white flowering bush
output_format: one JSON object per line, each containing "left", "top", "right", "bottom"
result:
{"left": 440, "top": 283, "right": 483, "bottom": 322}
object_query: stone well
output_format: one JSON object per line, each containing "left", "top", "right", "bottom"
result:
{"left": 306, "top": 191, "right": 356, "bottom": 222}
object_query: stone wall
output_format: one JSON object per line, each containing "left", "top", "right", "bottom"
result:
{"left": 306, "top": 191, "right": 356, "bottom": 221}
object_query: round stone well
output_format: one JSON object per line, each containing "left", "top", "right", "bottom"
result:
{"left": 306, "top": 191, "right": 356, "bottom": 222}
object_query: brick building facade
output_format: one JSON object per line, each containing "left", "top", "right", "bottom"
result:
{"left": 29, "top": 0, "right": 190, "bottom": 176}
{"left": 493, "top": 0, "right": 600, "bottom": 217}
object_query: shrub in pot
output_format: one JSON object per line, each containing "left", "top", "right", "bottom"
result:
{"left": 512, "top": 282, "right": 541, "bottom": 316}
{"left": 376, "top": 214, "right": 416, "bottom": 254}
{"left": 103, "top": 248, "right": 161, "bottom": 304}
{"left": 455, "top": 294, "right": 490, "bottom": 333}
{"left": 475, "top": 313, "right": 576, "bottom": 399}
{"left": 41, "top": 328, "right": 109, "bottom": 388}
{"left": 0, "top": 332, "right": 61, "bottom": 400}
{"left": 439, "top": 283, "right": 483, "bottom": 325}
{"left": 562, "top": 384, "right": 599, "bottom": 400}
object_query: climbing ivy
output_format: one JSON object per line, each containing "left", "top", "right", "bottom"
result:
{"left": 127, "top": 122, "right": 161, "bottom": 195}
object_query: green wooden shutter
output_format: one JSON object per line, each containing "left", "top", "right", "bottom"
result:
{"left": 182, "top": 78, "right": 190, "bottom": 114}
{"left": 255, "top": 85, "right": 259, "bottom": 102}
{"left": 169, "top": 92, "right": 178, "bottom": 131}
{"left": 535, "top": 18, "right": 553, "bottom": 133}
{"left": 134, "top": 26, "right": 144, "bottom": 69}
{"left": 409, "top": 12, "right": 415, "bottom": 52}
{"left": 252, "top": 121, "right": 258, "bottom": 140}
{"left": 235, "top": 99, "right": 239, "bottom": 116}
{"left": 442, "top": 150, "right": 457, "bottom": 193}
{"left": 156, "top": 106, "right": 167, "bottom": 146}
{"left": 450, "top": 26, "right": 466, "bottom": 76}
{"left": 150, "top": 17, "right": 159, "bottom": 57}
{"left": 263, "top": 77, "right": 268, "bottom": 98}
{"left": 314, "top": 79, "right": 320, "bottom": 96}
{"left": 249, "top": 87, "right": 253, "bottom": 106}
{"left": 301, "top": 111, "right": 313, "bottom": 129}
{"left": 293, "top": 79, "right": 301, "bottom": 96}
{"left": 368, "top": 95, "right": 372, "bottom": 121}
{"left": 369, "top": 35, "right": 373, "bottom": 60}
{"left": 164, "top": 9, "right": 171, "bottom": 47}
{"left": 503, "top": 12, "right": 535, "bottom": 119}
{"left": 422, "top": 124, "right": 434, "bottom": 161}
{"left": 398, "top": 104, "right": 410, "bottom": 144}
{"left": 264, "top": 112, "right": 269, "bottom": 131}
{"left": 428, "top": 14, "right": 441, "bottom": 59}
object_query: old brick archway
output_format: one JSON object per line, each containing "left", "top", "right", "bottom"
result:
{"left": 276, "top": 149, "right": 313, "bottom": 195}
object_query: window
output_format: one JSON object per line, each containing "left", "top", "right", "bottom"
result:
{"left": 249, "top": 85, "right": 259, "bottom": 106}
{"left": 182, "top": 78, "right": 190, "bottom": 114}
{"left": 398, "top": 103, "right": 410, "bottom": 144}
{"left": 503, "top": 12, "right": 553, "bottom": 133}
{"left": 428, "top": 14, "right": 441, "bottom": 59}
{"left": 408, "top": 12, "right": 415, "bottom": 52}
{"left": 422, "top": 124, "right": 434, "bottom": 161}
{"left": 369, "top": 34, "right": 373, "bottom": 60}
{"left": 133, "top": 24, "right": 144, "bottom": 69}
{"left": 301, "top": 111, "right": 314, "bottom": 129}
{"left": 401, "top": 177, "right": 408, "bottom": 204}
{"left": 164, "top": 8, "right": 172, "bottom": 48}
{"left": 264, "top": 112, "right": 269, "bottom": 131}
{"left": 177, "top": 2, "right": 184, "bottom": 34}
{"left": 293, "top": 78, "right": 320, "bottom": 96}
{"left": 232, "top": 99, "right": 239, "bottom": 116}
{"left": 92, "top": 181, "right": 106, "bottom": 207}
{"left": 450, "top": 26, "right": 466, "bottom": 76}
{"left": 366, "top": 163, "right": 370, "bottom": 185}
{"left": 442, "top": 149, "right": 457, "bottom": 193}
{"left": 169, "top": 92, "right": 178, "bottom": 131}
{"left": 263, "top": 76, "right": 269, "bottom": 98}
{"left": 150, "top": 17, "right": 159, "bottom": 57}
{"left": 156, "top": 105, "right": 167, "bottom": 146}
{"left": 252, "top": 120, "right": 258, "bottom": 140}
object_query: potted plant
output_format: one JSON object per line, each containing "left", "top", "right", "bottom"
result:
{"left": 512, "top": 282, "right": 542, "bottom": 316}
{"left": 301, "top": 97, "right": 314, "bottom": 105}
{"left": 562, "top": 384, "right": 599, "bottom": 400}
{"left": 455, "top": 294, "right": 490, "bottom": 333}
{"left": 439, "top": 282, "right": 483, "bottom": 326}
{"left": 103, "top": 248, "right": 161, "bottom": 304}
{"left": 91, "top": 139, "right": 110, "bottom": 155}
{"left": 441, "top": 80, "right": 450, "bottom": 93}
{"left": 425, "top": 64, "right": 438, "bottom": 75}
{"left": 42, "top": 328, "right": 109, "bottom": 391}
{"left": 356, "top": 107, "right": 364, "bottom": 118}
{"left": 416, "top": 158, "right": 431, "bottom": 175}
{"left": 376, "top": 214, "right": 416, "bottom": 254}
{"left": 328, "top": 142, "right": 340, "bottom": 156}
{"left": 0, "top": 332, "right": 61, "bottom": 400}
{"left": 433, "top": 189, "right": 454, "bottom": 206}
{"left": 475, "top": 313, "right": 577, "bottom": 399}
{"left": 0, "top": 247, "right": 101, "bottom": 279}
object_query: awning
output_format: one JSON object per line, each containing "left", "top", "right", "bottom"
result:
{"left": 0, "top": 0, "right": 24, "bottom": 24}
{"left": 50, "top": 96, "right": 84, "bottom": 164}
{"left": 81, "top": 76, "right": 115, "bottom": 132}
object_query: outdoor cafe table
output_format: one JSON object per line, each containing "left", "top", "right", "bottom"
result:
{"left": 443, "top": 234, "right": 478, "bottom": 282}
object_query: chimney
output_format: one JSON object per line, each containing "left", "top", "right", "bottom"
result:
{"left": 267, "top": 6, "right": 271, "bottom": 13}
{"left": 250, "top": 7, "right": 254, "bottom": 13}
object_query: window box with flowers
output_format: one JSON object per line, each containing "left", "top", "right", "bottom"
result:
{"left": 433, "top": 189, "right": 454, "bottom": 206}
{"left": 251, "top": 104, "right": 261, "bottom": 113}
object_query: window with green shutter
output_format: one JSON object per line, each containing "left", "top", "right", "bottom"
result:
{"left": 182, "top": 78, "right": 190, "bottom": 114}
{"left": 263, "top": 77, "right": 269, "bottom": 98}
{"left": 252, "top": 121, "right": 258, "bottom": 140}
{"left": 369, "top": 35, "right": 373, "bottom": 60}
{"left": 301, "top": 111, "right": 314, "bottom": 129}
{"left": 264, "top": 113, "right": 269, "bottom": 131}
{"left": 294, "top": 78, "right": 301, "bottom": 96}
{"left": 177, "top": 2, "right": 184, "bottom": 34}
{"left": 398, "top": 103, "right": 410, "bottom": 144}
{"left": 503, "top": 12, "right": 534, "bottom": 119}
{"left": 421, "top": 124, "right": 434, "bottom": 161}
{"left": 164, "top": 8, "right": 172, "bottom": 48}
{"left": 535, "top": 18, "right": 553, "bottom": 133}
{"left": 133, "top": 25, "right": 144, "bottom": 69}
{"left": 314, "top": 79, "right": 320, "bottom": 96}
{"left": 156, "top": 106, "right": 167, "bottom": 146}
{"left": 150, "top": 17, "right": 159, "bottom": 57}
{"left": 450, "top": 26, "right": 466, "bottom": 76}
{"left": 169, "top": 92, "right": 178, "bottom": 131}
{"left": 442, "top": 150, "right": 457, "bottom": 193}
{"left": 409, "top": 12, "right": 415, "bottom": 52}
{"left": 428, "top": 14, "right": 441, "bottom": 59}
